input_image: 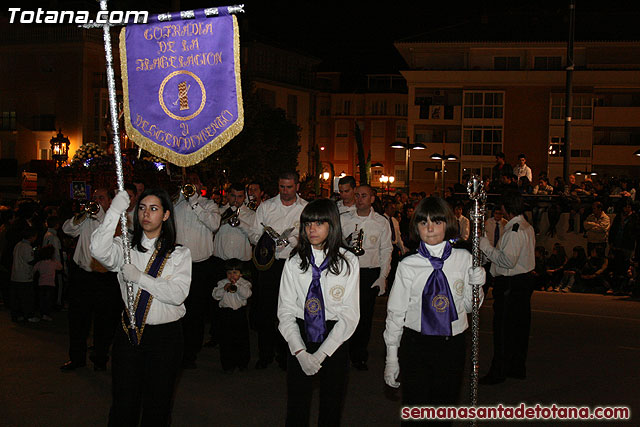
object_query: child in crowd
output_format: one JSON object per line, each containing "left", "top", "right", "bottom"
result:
{"left": 383, "top": 197, "right": 485, "bottom": 420}
{"left": 555, "top": 246, "right": 587, "bottom": 292}
{"left": 33, "top": 245, "right": 63, "bottom": 321}
{"left": 212, "top": 258, "right": 252, "bottom": 372}
{"left": 546, "top": 243, "right": 567, "bottom": 291}
{"left": 531, "top": 246, "right": 548, "bottom": 291}
{"left": 278, "top": 199, "right": 360, "bottom": 426}
{"left": 10, "top": 227, "right": 38, "bottom": 323}
{"left": 578, "top": 246, "right": 608, "bottom": 293}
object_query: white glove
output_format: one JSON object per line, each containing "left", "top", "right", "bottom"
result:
{"left": 371, "top": 277, "right": 387, "bottom": 296}
{"left": 311, "top": 350, "right": 327, "bottom": 365}
{"left": 122, "top": 263, "right": 142, "bottom": 284}
{"left": 468, "top": 266, "right": 486, "bottom": 286}
{"left": 479, "top": 236, "right": 491, "bottom": 253}
{"left": 384, "top": 346, "right": 401, "bottom": 388}
{"left": 111, "top": 191, "right": 130, "bottom": 216}
{"left": 296, "top": 350, "right": 321, "bottom": 376}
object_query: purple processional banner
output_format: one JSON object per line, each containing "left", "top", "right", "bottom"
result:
{"left": 119, "top": 9, "right": 243, "bottom": 167}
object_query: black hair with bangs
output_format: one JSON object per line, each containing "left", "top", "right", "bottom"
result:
{"left": 292, "top": 198, "right": 350, "bottom": 276}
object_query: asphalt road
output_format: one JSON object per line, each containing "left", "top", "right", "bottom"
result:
{"left": 0, "top": 290, "right": 638, "bottom": 426}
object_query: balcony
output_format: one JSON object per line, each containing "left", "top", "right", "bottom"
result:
{"left": 593, "top": 106, "right": 640, "bottom": 127}
{"left": 409, "top": 105, "right": 462, "bottom": 124}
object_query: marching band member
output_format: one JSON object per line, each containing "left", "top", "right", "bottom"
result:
{"left": 60, "top": 188, "right": 121, "bottom": 372}
{"left": 340, "top": 184, "right": 392, "bottom": 370}
{"left": 336, "top": 175, "right": 357, "bottom": 215}
{"left": 90, "top": 189, "right": 191, "bottom": 426}
{"left": 278, "top": 199, "right": 360, "bottom": 425}
{"left": 249, "top": 172, "right": 307, "bottom": 369}
{"left": 174, "top": 171, "right": 221, "bottom": 369}
{"left": 246, "top": 180, "right": 265, "bottom": 210}
{"left": 383, "top": 197, "right": 485, "bottom": 416}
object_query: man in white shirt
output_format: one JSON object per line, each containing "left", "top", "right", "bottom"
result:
{"left": 513, "top": 154, "right": 532, "bottom": 183}
{"left": 60, "top": 188, "right": 121, "bottom": 372}
{"left": 340, "top": 184, "right": 392, "bottom": 370}
{"left": 454, "top": 203, "right": 470, "bottom": 241}
{"left": 246, "top": 180, "right": 265, "bottom": 211}
{"left": 249, "top": 171, "right": 307, "bottom": 369}
{"left": 479, "top": 190, "right": 536, "bottom": 384}
{"left": 174, "top": 171, "right": 221, "bottom": 369}
{"left": 336, "top": 175, "right": 357, "bottom": 215}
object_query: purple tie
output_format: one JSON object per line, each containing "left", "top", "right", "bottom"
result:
{"left": 305, "top": 252, "right": 330, "bottom": 343}
{"left": 417, "top": 241, "right": 459, "bottom": 336}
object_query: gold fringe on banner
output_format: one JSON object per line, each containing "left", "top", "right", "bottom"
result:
{"left": 119, "top": 15, "right": 244, "bottom": 167}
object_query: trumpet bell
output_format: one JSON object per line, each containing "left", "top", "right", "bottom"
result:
{"left": 84, "top": 201, "right": 100, "bottom": 216}
{"left": 181, "top": 183, "right": 197, "bottom": 200}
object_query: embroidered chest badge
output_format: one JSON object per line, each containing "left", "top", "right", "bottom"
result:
{"left": 454, "top": 279, "right": 464, "bottom": 296}
{"left": 329, "top": 285, "right": 345, "bottom": 301}
{"left": 305, "top": 296, "right": 322, "bottom": 315}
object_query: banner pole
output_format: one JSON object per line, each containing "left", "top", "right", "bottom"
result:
{"left": 99, "top": 0, "right": 136, "bottom": 327}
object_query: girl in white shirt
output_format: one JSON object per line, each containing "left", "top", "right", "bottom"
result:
{"left": 278, "top": 198, "right": 360, "bottom": 426}
{"left": 90, "top": 188, "right": 191, "bottom": 426}
{"left": 383, "top": 197, "right": 485, "bottom": 421}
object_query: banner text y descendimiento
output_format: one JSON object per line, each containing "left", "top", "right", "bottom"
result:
{"left": 8, "top": 8, "right": 148, "bottom": 25}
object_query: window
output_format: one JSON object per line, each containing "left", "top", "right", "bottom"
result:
{"left": 494, "top": 56, "right": 520, "bottom": 70}
{"left": 548, "top": 136, "right": 565, "bottom": 157}
{"left": 463, "top": 92, "right": 504, "bottom": 119}
{"left": 344, "top": 100, "right": 351, "bottom": 116}
{"left": 570, "top": 149, "right": 591, "bottom": 158}
{"left": 32, "top": 114, "right": 56, "bottom": 131}
{"left": 370, "top": 100, "right": 387, "bottom": 116}
{"left": 550, "top": 94, "right": 593, "bottom": 120}
{"left": 1, "top": 111, "right": 16, "bottom": 131}
{"left": 394, "top": 102, "right": 408, "bottom": 116}
{"left": 395, "top": 121, "right": 407, "bottom": 139}
{"left": 287, "top": 94, "right": 297, "bottom": 124}
{"left": 534, "top": 56, "right": 562, "bottom": 70}
{"left": 462, "top": 125, "right": 503, "bottom": 156}
{"left": 335, "top": 120, "right": 349, "bottom": 138}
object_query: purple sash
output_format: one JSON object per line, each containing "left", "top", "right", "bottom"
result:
{"left": 417, "top": 241, "right": 458, "bottom": 336}
{"left": 121, "top": 246, "right": 170, "bottom": 346}
{"left": 304, "top": 252, "right": 330, "bottom": 343}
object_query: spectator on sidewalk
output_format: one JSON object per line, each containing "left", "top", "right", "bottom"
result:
{"left": 583, "top": 201, "right": 610, "bottom": 254}
{"left": 513, "top": 154, "right": 532, "bottom": 183}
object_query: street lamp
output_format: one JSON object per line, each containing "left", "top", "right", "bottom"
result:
{"left": 379, "top": 174, "right": 395, "bottom": 196}
{"left": 50, "top": 129, "right": 70, "bottom": 168}
{"left": 430, "top": 151, "right": 458, "bottom": 194}
{"left": 390, "top": 139, "right": 426, "bottom": 193}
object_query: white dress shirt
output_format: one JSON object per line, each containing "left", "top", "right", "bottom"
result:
{"left": 11, "top": 240, "right": 34, "bottom": 282}
{"left": 383, "top": 241, "right": 483, "bottom": 346}
{"left": 480, "top": 215, "right": 536, "bottom": 277}
{"left": 62, "top": 210, "right": 106, "bottom": 272}
{"left": 212, "top": 276, "right": 252, "bottom": 310}
{"left": 174, "top": 193, "right": 220, "bottom": 262}
{"left": 336, "top": 199, "right": 357, "bottom": 215}
{"left": 341, "top": 208, "right": 393, "bottom": 280}
{"left": 213, "top": 205, "right": 256, "bottom": 261}
{"left": 513, "top": 164, "right": 532, "bottom": 182}
{"left": 484, "top": 217, "right": 508, "bottom": 247}
{"left": 456, "top": 215, "right": 470, "bottom": 240}
{"left": 90, "top": 208, "right": 192, "bottom": 325}
{"left": 278, "top": 247, "right": 360, "bottom": 357}
{"left": 249, "top": 194, "right": 307, "bottom": 260}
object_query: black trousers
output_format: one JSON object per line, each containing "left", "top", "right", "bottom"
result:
{"left": 67, "top": 269, "right": 121, "bottom": 365}
{"left": 254, "top": 259, "right": 287, "bottom": 364}
{"left": 488, "top": 273, "right": 534, "bottom": 379}
{"left": 348, "top": 267, "right": 380, "bottom": 364}
{"left": 182, "top": 257, "right": 215, "bottom": 363}
{"left": 399, "top": 329, "right": 466, "bottom": 426}
{"left": 10, "top": 280, "right": 35, "bottom": 319}
{"left": 218, "top": 306, "right": 250, "bottom": 370}
{"left": 108, "top": 320, "right": 183, "bottom": 427}
{"left": 286, "top": 319, "right": 348, "bottom": 427}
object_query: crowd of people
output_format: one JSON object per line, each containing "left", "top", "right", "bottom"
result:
{"left": 0, "top": 163, "right": 638, "bottom": 425}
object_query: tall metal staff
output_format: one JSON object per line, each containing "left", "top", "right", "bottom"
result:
{"left": 467, "top": 175, "right": 486, "bottom": 420}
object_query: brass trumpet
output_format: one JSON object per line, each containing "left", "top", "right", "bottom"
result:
{"left": 181, "top": 183, "right": 197, "bottom": 200}
{"left": 351, "top": 225, "right": 365, "bottom": 256}
{"left": 261, "top": 223, "right": 293, "bottom": 247}
{"left": 246, "top": 196, "right": 258, "bottom": 211}
{"left": 84, "top": 201, "right": 101, "bottom": 216}
{"left": 221, "top": 206, "right": 241, "bottom": 227}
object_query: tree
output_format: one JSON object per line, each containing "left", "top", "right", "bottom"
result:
{"left": 195, "top": 85, "right": 301, "bottom": 194}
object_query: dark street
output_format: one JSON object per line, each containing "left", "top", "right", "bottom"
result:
{"left": 1, "top": 290, "right": 638, "bottom": 426}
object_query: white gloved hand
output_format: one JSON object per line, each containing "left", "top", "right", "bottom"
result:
{"left": 111, "top": 190, "right": 130, "bottom": 216}
{"left": 479, "top": 236, "right": 491, "bottom": 253}
{"left": 384, "top": 345, "right": 401, "bottom": 388}
{"left": 371, "top": 277, "right": 387, "bottom": 296}
{"left": 311, "top": 350, "right": 327, "bottom": 365}
{"left": 468, "top": 266, "right": 486, "bottom": 286}
{"left": 296, "top": 350, "right": 321, "bottom": 376}
{"left": 122, "top": 263, "right": 142, "bottom": 284}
